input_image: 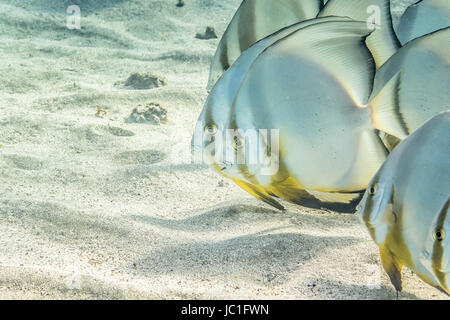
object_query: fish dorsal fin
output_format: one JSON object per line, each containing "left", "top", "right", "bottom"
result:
{"left": 279, "top": 0, "right": 325, "bottom": 20}
{"left": 208, "top": 16, "right": 358, "bottom": 101}
{"left": 207, "top": 0, "right": 323, "bottom": 90}
{"left": 412, "top": 26, "right": 450, "bottom": 64}
{"left": 318, "top": 0, "right": 400, "bottom": 69}
{"left": 395, "top": 0, "right": 450, "bottom": 45}
{"left": 254, "top": 19, "right": 376, "bottom": 106}
{"left": 369, "top": 72, "right": 410, "bottom": 140}
{"left": 369, "top": 28, "right": 450, "bottom": 140}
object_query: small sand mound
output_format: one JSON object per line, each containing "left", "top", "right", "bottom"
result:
{"left": 195, "top": 26, "right": 218, "bottom": 40}
{"left": 114, "top": 150, "right": 166, "bottom": 165}
{"left": 5, "top": 155, "right": 44, "bottom": 171}
{"left": 126, "top": 102, "right": 168, "bottom": 125}
{"left": 122, "top": 73, "right": 167, "bottom": 90}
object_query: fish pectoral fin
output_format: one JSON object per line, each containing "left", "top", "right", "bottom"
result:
{"left": 377, "top": 130, "right": 402, "bottom": 152}
{"left": 232, "top": 178, "right": 285, "bottom": 211}
{"left": 380, "top": 246, "right": 403, "bottom": 292}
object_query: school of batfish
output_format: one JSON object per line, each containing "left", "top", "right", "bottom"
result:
{"left": 191, "top": 0, "right": 450, "bottom": 296}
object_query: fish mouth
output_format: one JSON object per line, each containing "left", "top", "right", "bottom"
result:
{"left": 355, "top": 203, "right": 363, "bottom": 216}
{"left": 220, "top": 161, "right": 233, "bottom": 172}
{"left": 190, "top": 132, "right": 202, "bottom": 154}
{"left": 191, "top": 144, "right": 201, "bottom": 153}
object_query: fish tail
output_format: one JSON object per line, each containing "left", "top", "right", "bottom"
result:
{"left": 368, "top": 72, "right": 410, "bottom": 140}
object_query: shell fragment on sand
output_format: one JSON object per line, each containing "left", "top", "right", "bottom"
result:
{"left": 195, "top": 26, "right": 218, "bottom": 40}
{"left": 127, "top": 102, "right": 168, "bottom": 125}
{"left": 122, "top": 72, "right": 167, "bottom": 90}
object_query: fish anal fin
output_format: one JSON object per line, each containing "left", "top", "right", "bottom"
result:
{"left": 306, "top": 190, "right": 362, "bottom": 204}
{"left": 232, "top": 178, "right": 285, "bottom": 211}
{"left": 377, "top": 130, "right": 402, "bottom": 152}
{"left": 267, "top": 176, "right": 364, "bottom": 213}
{"left": 267, "top": 176, "right": 305, "bottom": 200}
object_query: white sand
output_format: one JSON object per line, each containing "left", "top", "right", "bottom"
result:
{"left": 0, "top": 0, "right": 447, "bottom": 300}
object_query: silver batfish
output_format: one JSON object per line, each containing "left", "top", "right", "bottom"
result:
{"left": 358, "top": 111, "right": 450, "bottom": 294}
{"left": 219, "top": 20, "right": 389, "bottom": 211}
{"left": 193, "top": 16, "right": 357, "bottom": 210}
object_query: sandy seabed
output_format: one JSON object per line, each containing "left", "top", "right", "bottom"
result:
{"left": 0, "top": 0, "right": 447, "bottom": 300}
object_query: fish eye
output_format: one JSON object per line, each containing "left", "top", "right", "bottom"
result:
{"left": 233, "top": 136, "right": 245, "bottom": 150}
{"left": 434, "top": 229, "right": 445, "bottom": 242}
{"left": 369, "top": 184, "right": 377, "bottom": 196}
{"left": 205, "top": 124, "right": 217, "bottom": 136}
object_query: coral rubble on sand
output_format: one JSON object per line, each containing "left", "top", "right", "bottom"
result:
{"left": 126, "top": 102, "right": 168, "bottom": 125}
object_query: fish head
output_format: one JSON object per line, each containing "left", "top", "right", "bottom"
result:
{"left": 357, "top": 174, "right": 396, "bottom": 245}
{"left": 420, "top": 197, "right": 450, "bottom": 294}
{"left": 191, "top": 90, "right": 231, "bottom": 169}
